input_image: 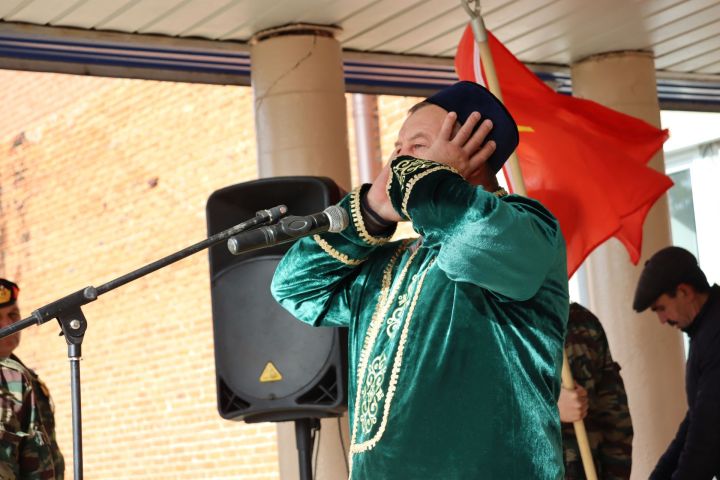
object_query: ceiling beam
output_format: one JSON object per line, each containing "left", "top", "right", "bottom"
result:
{"left": 1, "top": 21, "right": 719, "bottom": 110}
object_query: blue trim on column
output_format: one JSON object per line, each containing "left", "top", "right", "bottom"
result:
{"left": 1, "top": 31, "right": 719, "bottom": 106}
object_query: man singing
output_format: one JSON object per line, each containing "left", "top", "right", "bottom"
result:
{"left": 272, "top": 81, "right": 569, "bottom": 479}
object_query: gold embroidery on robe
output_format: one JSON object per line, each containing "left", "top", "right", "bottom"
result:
{"left": 349, "top": 254, "right": 436, "bottom": 467}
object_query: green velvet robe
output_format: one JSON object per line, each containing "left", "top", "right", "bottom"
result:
{"left": 272, "top": 156, "right": 569, "bottom": 479}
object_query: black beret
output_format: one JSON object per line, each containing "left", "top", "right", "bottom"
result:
{"left": 633, "top": 247, "right": 708, "bottom": 312}
{"left": 425, "top": 81, "right": 519, "bottom": 173}
{"left": 0, "top": 279, "right": 19, "bottom": 308}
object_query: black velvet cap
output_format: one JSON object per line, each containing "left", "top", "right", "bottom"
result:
{"left": 424, "top": 81, "right": 519, "bottom": 173}
{"left": 0, "top": 279, "right": 19, "bottom": 308}
{"left": 633, "top": 247, "right": 708, "bottom": 312}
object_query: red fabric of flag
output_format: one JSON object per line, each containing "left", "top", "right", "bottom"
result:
{"left": 455, "top": 26, "right": 672, "bottom": 276}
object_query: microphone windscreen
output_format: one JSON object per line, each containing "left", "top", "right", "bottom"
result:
{"left": 324, "top": 206, "right": 349, "bottom": 233}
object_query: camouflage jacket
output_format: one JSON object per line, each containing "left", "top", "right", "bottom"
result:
{"left": 562, "top": 303, "right": 633, "bottom": 480}
{"left": 0, "top": 355, "right": 64, "bottom": 479}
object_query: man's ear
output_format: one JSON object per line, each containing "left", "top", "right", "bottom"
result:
{"left": 676, "top": 283, "right": 694, "bottom": 300}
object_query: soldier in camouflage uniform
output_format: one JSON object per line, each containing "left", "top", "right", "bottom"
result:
{"left": 559, "top": 303, "right": 633, "bottom": 479}
{"left": 0, "top": 279, "right": 64, "bottom": 479}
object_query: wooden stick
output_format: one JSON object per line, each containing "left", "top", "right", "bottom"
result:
{"left": 473, "top": 39, "right": 526, "bottom": 196}
{"left": 561, "top": 349, "right": 598, "bottom": 480}
{"left": 460, "top": 2, "right": 597, "bottom": 478}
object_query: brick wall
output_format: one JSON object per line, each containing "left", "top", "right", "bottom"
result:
{"left": 0, "top": 69, "right": 421, "bottom": 479}
{"left": 1, "top": 70, "right": 272, "bottom": 480}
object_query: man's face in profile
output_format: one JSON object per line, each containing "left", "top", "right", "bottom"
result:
{"left": 650, "top": 285, "right": 696, "bottom": 330}
{"left": 0, "top": 303, "right": 21, "bottom": 357}
{"left": 391, "top": 102, "right": 497, "bottom": 189}
{"left": 392, "top": 104, "right": 447, "bottom": 161}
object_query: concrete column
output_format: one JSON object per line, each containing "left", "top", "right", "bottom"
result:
{"left": 571, "top": 51, "right": 686, "bottom": 479}
{"left": 251, "top": 24, "right": 351, "bottom": 191}
{"left": 250, "top": 24, "right": 351, "bottom": 480}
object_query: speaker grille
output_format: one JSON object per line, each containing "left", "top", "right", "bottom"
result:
{"left": 206, "top": 177, "right": 348, "bottom": 423}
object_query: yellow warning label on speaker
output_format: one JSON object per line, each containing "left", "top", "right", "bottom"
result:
{"left": 259, "top": 362, "right": 283, "bottom": 383}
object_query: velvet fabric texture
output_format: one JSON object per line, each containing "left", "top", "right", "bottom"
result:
{"left": 272, "top": 156, "right": 569, "bottom": 479}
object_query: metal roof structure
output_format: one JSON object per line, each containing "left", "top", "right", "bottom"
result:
{"left": 1, "top": 0, "right": 719, "bottom": 107}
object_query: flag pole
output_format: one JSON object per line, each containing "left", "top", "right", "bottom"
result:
{"left": 461, "top": 0, "right": 526, "bottom": 196}
{"left": 459, "top": 2, "right": 598, "bottom": 479}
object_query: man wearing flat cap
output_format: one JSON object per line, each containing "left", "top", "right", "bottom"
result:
{"left": 633, "top": 246, "right": 720, "bottom": 479}
{"left": 0, "top": 278, "right": 65, "bottom": 479}
{"left": 272, "top": 81, "right": 568, "bottom": 478}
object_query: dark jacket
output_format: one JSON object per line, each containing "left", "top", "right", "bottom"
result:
{"left": 651, "top": 284, "right": 720, "bottom": 479}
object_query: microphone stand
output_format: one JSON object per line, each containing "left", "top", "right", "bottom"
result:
{"left": 0, "top": 205, "right": 287, "bottom": 480}
{"left": 296, "top": 417, "right": 321, "bottom": 480}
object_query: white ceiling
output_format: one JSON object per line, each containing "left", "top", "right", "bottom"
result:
{"left": 1, "top": 0, "right": 719, "bottom": 76}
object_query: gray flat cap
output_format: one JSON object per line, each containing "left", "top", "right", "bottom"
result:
{"left": 633, "top": 246, "right": 708, "bottom": 312}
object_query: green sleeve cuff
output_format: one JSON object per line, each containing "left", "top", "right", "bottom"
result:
{"left": 310, "top": 186, "right": 395, "bottom": 266}
{"left": 387, "top": 156, "right": 463, "bottom": 220}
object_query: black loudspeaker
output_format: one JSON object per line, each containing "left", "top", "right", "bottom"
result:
{"left": 206, "top": 177, "right": 348, "bottom": 423}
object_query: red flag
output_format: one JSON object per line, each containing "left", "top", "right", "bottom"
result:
{"left": 455, "top": 26, "right": 672, "bottom": 277}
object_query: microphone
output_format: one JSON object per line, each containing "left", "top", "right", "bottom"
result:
{"left": 227, "top": 205, "right": 349, "bottom": 255}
